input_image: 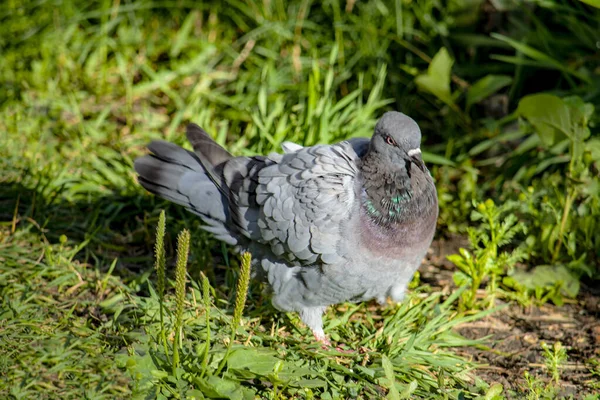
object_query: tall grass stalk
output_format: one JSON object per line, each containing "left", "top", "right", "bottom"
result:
{"left": 172, "top": 229, "right": 190, "bottom": 374}
{"left": 200, "top": 272, "right": 211, "bottom": 379}
{"left": 154, "top": 210, "right": 169, "bottom": 356}
{"left": 216, "top": 252, "right": 252, "bottom": 375}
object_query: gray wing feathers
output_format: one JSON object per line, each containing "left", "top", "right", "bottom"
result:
{"left": 186, "top": 123, "right": 233, "bottom": 167}
{"left": 134, "top": 141, "right": 237, "bottom": 245}
{"left": 253, "top": 142, "right": 360, "bottom": 265}
{"left": 222, "top": 156, "right": 271, "bottom": 240}
{"left": 281, "top": 141, "right": 303, "bottom": 153}
{"left": 136, "top": 137, "right": 361, "bottom": 264}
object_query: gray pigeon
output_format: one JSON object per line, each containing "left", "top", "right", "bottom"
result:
{"left": 134, "top": 111, "right": 438, "bottom": 343}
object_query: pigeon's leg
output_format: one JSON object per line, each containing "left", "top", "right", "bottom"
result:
{"left": 299, "top": 306, "right": 328, "bottom": 344}
{"left": 388, "top": 280, "right": 410, "bottom": 303}
{"left": 376, "top": 281, "right": 408, "bottom": 306}
{"left": 299, "top": 307, "right": 355, "bottom": 353}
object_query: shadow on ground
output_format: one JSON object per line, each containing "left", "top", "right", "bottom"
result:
{"left": 0, "top": 179, "right": 227, "bottom": 284}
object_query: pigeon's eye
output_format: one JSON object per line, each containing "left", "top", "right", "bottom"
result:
{"left": 385, "top": 136, "right": 397, "bottom": 146}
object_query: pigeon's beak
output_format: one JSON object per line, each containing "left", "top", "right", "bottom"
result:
{"left": 406, "top": 147, "right": 426, "bottom": 172}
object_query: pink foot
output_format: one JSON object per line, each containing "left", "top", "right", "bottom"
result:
{"left": 313, "top": 332, "right": 331, "bottom": 347}
{"left": 313, "top": 333, "right": 354, "bottom": 353}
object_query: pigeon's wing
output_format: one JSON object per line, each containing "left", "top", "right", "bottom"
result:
{"left": 222, "top": 140, "right": 368, "bottom": 265}
{"left": 280, "top": 138, "right": 368, "bottom": 155}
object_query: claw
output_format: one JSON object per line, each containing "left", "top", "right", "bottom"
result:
{"left": 313, "top": 332, "right": 354, "bottom": 353}
{"left": 313, "top": 331, "right": 331, "bottom": 347}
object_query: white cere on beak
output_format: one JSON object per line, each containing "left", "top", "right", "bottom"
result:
{"left": 407, "top": 148, "right": 421, "bottom": 157}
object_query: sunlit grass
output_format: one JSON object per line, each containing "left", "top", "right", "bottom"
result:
{"left": 1, "top": 0, "right": 599, "bottom": 398}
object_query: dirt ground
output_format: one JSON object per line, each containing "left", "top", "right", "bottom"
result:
{"left": 422, "top": 237, "right": 600, "bottom": 398}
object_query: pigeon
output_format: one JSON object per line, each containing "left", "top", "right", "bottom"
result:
{"left": 134, "top": 111, "right": 438, "bottom": 343}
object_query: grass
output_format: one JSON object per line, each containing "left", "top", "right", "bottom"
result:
{"left": 1, "top": 0, "right": 599, "bottom": 398}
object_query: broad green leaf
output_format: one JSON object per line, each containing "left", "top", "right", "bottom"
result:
{"left": 381, "top": 355, "right": 400, "bottom": 400}
{"left": 564, "top": 96, "right": 594, "bottom": 165}
{"left": 484, "top": 382, "right": 504, "bottom": 400}
{"left": 293, "top": 378, "right": 328, "bottom": 388}
{"left": 510, "top": 265, "right": 580, "bottom": 298}
{"left": 226, "top": 348, "right": 280, "bottom": 376}
{"left": 585, "top": 138, "right": 600, "bottom": 162}
{"left": 415, "top": 47, "right": 454, "bottom": 106}
{"left": 564, "top": 96, "right": 595, "bottom": 127}
{"left": 354, "top": 365, "right": 376, "bottom": 378}
{"left": 278, "top": 366, "right": 317, "bottom": 383}
{"left": 194, "top": 376, "right": 256, "bottom": 400}
{"left": 578, "top": 0, "right": 600, "bottom": 8}
{"left": 118, "top": 350, "right": 156, "bottom": 394}
{"left": 466, "top": 75, "right": 512, "bottom": 109}
{"left": 517, "top": 94, "right": 571, "bottom": 147}
{"left": 186, "top": 389, "right": 206, "bottom": 399}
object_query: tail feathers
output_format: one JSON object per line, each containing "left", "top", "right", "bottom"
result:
{"left": 134, "top": 141, "right": 238, "bottom": 245}
{"left": 186, "top": 123, "right": 232, "bottom": 168}
{"left": 146, "top": 140, "right": 200, "bottom": 167}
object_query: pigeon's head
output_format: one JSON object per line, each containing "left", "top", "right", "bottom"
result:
{"left": 370, "top": 111, "right": 422, "bottom": 163}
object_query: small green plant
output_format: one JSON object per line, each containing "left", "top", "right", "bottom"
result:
{"left": 521, "top": 341, "right": 568, "bottom": 399}
{"left": 523, "top": 371, "right": 558, "bottom": 400}
{"left": 503, "top": 261, "right": 581, "bottom": 307}
{"left": 448, "top": 199, "right": 527, "bottom": 309}
{"left": 488, "top": 94, "right": 600, "bottom": 305}
{"left": 123, "top": 215, "right": 260, "bottom": 398}
{"left": 541, "top": 341, "right": 567, "bottom": 385}
{"left": 588, "top": 358, "right": 600, "bottom": 391}
{"left": 516, "top": 94, "right": 597, "bottom": 265}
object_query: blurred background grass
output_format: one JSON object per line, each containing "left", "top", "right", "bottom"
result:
{"left": 1, "top": 0, "right": 599, "bottom": 398}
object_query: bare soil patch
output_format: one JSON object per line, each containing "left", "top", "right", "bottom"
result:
{"left": 421, "top": 237, "right": 600, "bottom": 398}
